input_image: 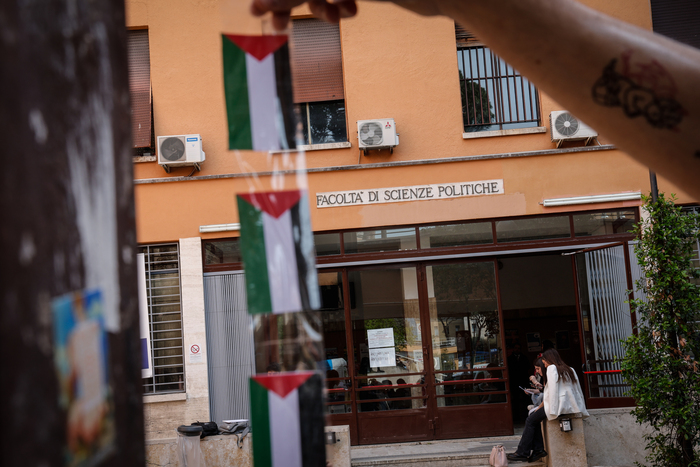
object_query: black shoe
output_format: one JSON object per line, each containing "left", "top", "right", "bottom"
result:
{"left": 528, "top": 450, "right": 547, "bottom": 462}
{"left": 507, "top": 453, "right": 530, "bottom": 462}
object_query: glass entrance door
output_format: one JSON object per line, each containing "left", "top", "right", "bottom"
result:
{"left": 348, "top": 266, "right": 430, "bottom": 444}
{"left": 575, "top": 244, "right": 636, "bottom": 408}
{"left": 425, "top": 260, "right": 512, "bottom": 438}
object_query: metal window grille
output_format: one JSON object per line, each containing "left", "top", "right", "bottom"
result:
{"left": 457, "top": 45, "right": 540, "bottom": 132}
{"left": 140, "top": 243, "right": 186, "bottom": 394}
{"left": 682, "top": 206, "right": 700, "bottom": 286}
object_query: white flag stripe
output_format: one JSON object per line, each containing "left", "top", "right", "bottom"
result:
{"left": 269, "top": 388, "right": 303, "bottom": 467}
{"left": 262, "top": 209, "right": 302, "bottom": 313}
{"left": 245, "top": 53, "right": 280, "bottom": 151}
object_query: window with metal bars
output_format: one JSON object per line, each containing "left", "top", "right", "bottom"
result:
{"left": 140, "top": 243, "right": 185, "bottom": 394}
{"left": 290, "top": 19, "right": 347, "bottom": 145}
{"left": 456, "top": 25, "right": 540, "bottom": 133}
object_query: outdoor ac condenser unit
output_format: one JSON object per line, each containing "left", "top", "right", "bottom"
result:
{"left": 357, "top": 118, "right": 399, "bottom": 154}
{"left": 157, "top": 134, "right": 206, "bottom": 173}
{"left": 549, "top": 111, "right": 598, "bottom": 148}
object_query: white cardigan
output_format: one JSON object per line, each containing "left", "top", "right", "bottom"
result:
{"left": 543, "top": 365, "right": 590, "bottom": 420}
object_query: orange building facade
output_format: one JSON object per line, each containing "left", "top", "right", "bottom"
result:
{"left": 128, "top": 0, "right": 696, "bottom": 444}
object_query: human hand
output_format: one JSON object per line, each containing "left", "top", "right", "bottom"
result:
{"left": 250, "top": 0, "right": 453, "bottom": 31}
{"left": 250, "top": 0, "right": 359, "bottom": 31}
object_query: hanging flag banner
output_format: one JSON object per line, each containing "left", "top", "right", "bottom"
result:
{"left": 250, "top": 372, "right": 325, "bottom": 467}
{"left": 237, "top": 190, "right": 320, "bottom": 314}
{"left": 222, "top": 34, "right": 297, "bottom": 151}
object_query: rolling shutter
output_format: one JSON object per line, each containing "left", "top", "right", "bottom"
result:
{"left": 290, "top": 19, "right": 344, "bottom": 103}
{"left": 128, "top": 29, "right": 152, "bottom": 148}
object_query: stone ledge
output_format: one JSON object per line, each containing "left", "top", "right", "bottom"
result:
{"left": 143, "top": 392, "right": 187, "bottom": 404}
{"left": 462, "top": 126, "right": 547, "bottom": 139}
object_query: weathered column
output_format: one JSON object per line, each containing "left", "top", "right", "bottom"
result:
{"left": 0, "top": 0, "right": 143, "bottom": 465}
{"left": 544, "top": 415, "right": 588, "bottom": 467}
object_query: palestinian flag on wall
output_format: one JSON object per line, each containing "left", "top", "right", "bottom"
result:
{"left": 237, "top": 190, "right": 320, "bottom": 314}
{"left": 250, "top": 372, "right": 325, "bottom": 467}
{"left": 222, "top": 34, "right": 297, "bottom": 151}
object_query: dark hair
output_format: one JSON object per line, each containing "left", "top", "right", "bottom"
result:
{"left": 534, "top": 358, "right": 547, "bottom": 386}
{"left": 266, "top": 362, "right": 281, "bottom": 373}
{"left": 542, "top": 349, "right": 576, "bottom": 383}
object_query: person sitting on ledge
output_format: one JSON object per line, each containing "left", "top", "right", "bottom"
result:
{"left": 507, "top": 348, "right": 589, "bottom": 463}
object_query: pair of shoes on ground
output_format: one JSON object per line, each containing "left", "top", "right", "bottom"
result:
{"left": 506, "top": 450, "right": 547, "bottom": 463}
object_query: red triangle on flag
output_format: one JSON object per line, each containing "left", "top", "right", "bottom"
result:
{"left": 223, "top": 34, "right": 289, "bottom": 61}
{"left": 239, "top": 190, "right": 303, "bottom": 219}
{"left": 252, "top": 371, "right": 315, "bottom": 398}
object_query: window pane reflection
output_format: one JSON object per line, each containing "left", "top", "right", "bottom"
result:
{"left": 319, "top": 272, "right": 352, "bottom": 414}
{"left": 419, "top": 222, "right": 493, "bottom": 248}
{"left": 426, "top": 262, "right": 506, "bottom": 407}
{"left": 496, "top": 216, "right": 570, "bottom": 243}
{"left": 573, "top": 210, "right": 636, "bottom": 237}
{"left": 204, "top": 240, "right": 241, "bottom": 265}
{"left": 344, "top": 228, "right": 417, "bottom": 254}
{"left": 314, "top": 233, "right": 341, "bottom": 256}
{"left": 350, "top": 267, "right": 426, "bottom": 411}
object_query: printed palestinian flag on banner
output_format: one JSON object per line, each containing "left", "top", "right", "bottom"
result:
{"left": 250, "top": 372, "right": 325, "bottom": 467}
{"left": 221, "top": 34, "right": 298, "bottom": 151}
{"left": 237, "top": 189, "right": 320, "bottom": 314}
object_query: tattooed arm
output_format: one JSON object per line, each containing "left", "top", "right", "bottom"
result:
{"left": 252, "top": 0, "right": 700, "bottom": 199}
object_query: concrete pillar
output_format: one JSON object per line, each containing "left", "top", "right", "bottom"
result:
{"left": 544, "top": 415, "right": 587, "bottom": 467}
{"left": 180, "top": 237, "right": 210, "bottom": 407}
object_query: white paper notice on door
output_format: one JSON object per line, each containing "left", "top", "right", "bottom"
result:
{"left": 369, "top": 347, "right": 396, "bottom": 368}
{"left": 367, "top": 328, "right": 395, "bottom": 348}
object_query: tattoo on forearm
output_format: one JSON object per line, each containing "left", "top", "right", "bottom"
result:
{"left": 592, "top": 50, "right": 685, "bottom": 129}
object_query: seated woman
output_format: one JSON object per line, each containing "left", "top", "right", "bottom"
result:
{"left": 525, "top": 358, "right": 546, "bottom": 409}
{"left": 507, "top": 349, "right": 589, "bottom": 463}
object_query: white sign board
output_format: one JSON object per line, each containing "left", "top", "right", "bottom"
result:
{"left": 316, "top": 180, "right": 504, "bottom": 208}
{"left": 189, "top": 343, "right": 203, "bottom": 363}
{"left": 137, "top": 254, "right": 153, "bottom": 378}
{"left": 369, "top": 347, "right": 396, "bottom": 368}
{"left": 367, "top": 328, "right": 395, "bottom": 349}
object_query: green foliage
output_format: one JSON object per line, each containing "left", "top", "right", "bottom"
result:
{"left": 460, "top": 70, "right": 494, "bottom": 132}
{"left": 621, "top": 194, "right": 700, "bottom": 467}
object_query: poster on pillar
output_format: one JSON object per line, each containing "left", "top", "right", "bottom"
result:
{"left": 51, "top": 289, "right": 116, "bottom": 467}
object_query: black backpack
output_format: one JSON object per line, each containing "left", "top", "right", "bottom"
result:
{"left": 191, "top": 421, "right": 219, "bottom": 438}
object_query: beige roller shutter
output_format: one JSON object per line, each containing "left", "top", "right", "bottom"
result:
{"left": 128, "top": 29, "right": 152, "bottom": 148}
{"left": 290, "top": 19, "right": 344, "bottom": 104}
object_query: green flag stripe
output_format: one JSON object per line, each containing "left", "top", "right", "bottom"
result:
{"left": 237, "top": 197, "right": 272, "bottom": 313}
{"left": 250, "top": 380, "right": 272, "bottom": 467}
{"left": 222, "top": 35, "right": 253, "bottom": 150}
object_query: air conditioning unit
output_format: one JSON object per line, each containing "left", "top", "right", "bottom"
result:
{"left": 550, "top": 111, "right": 598, "bottom": 148}
{"left": 357, "top": 118, "right": 399, "bottom": 154}
{"left": 157, "top": 134, "right": 205, "bottom": 173}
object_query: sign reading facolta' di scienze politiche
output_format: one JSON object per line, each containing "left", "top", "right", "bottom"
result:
{"left": 315, "top": 179, "right": 504, "bottom": 208}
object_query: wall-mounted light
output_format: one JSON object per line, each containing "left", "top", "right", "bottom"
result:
{"left": 199, "top": 223, "right": 240, "bottom": 233}
{"left": 542, "top": 192, "right": 641, "bottom": 207}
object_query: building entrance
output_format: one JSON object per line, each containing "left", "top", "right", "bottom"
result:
{"left": 323, "top": 259, "right": 512, "bottom": 445}
{"left": 498, "top": 254, "right": 583, "bottom": 425}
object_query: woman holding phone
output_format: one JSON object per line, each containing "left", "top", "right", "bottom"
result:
{"left": 508, "top": 349, "right": 589, "bottom": 463}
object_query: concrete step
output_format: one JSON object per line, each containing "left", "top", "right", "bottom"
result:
{"left": 352, "top": 452, "right": 546, "bottom": 467}
{"left": 351, "top": 436, "right": 546, "bottom": 467}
